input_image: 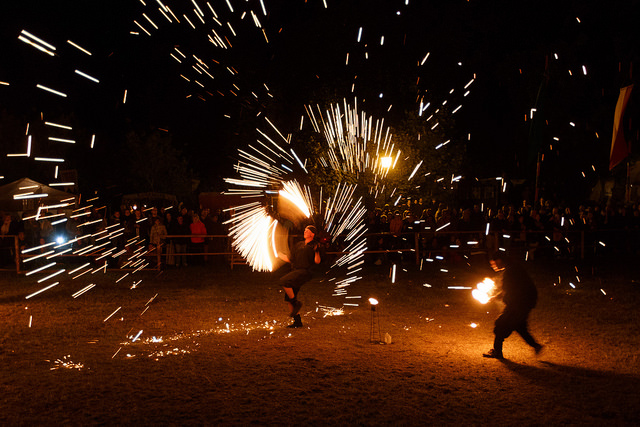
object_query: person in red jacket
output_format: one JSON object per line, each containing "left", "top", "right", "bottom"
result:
{"left": 189, "top": 213, "right": 207, "bottom": 265}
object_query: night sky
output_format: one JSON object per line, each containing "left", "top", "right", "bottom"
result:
{"left": 1, "top": 0, "right": 638, "bottom": 202}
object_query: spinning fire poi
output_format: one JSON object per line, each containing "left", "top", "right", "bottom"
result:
{"left": 472, "top": 277, "right": 496, "bottom": 304}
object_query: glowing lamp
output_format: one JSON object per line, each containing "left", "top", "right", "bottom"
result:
{"left": 369, "top": 297, "right": 381, "bottom": 343}
{"left": 55, "top": 235, "right": 66, "bottom": 245}
{"left": 380, "top": 157, "right": 392, "bottom": 169}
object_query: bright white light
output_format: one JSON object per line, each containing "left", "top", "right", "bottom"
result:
{"left": 56, "top": 235, "right": 66, "bottom": 245}
{"left": 380, "top": 157, "right": 392, "bottom": 168}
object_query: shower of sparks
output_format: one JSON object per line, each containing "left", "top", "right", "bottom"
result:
{"left": 305, "top": 99, "right": 401, "bottom": 181}
{"left": 72, "top": 283, "right": 96, "bottom": 298}
{"left": 224, "top": 109, "right": 373, "bottom": 301}
{"left": 103, "top": 307, "right": 122, "bottom": 323}
{"left": 74, "top": 69, "right": 100, "bottom": 83}
{"left": 36, "top": 84, "right": 68, "bottom": 97}
{"left": 25, "top": 282, "right": 60, "bottom": 299}
{"left": 279, "top": 180, "right": 313, "bottom": 218}
{"left": 316, "top": 305, "right": 345, "bottom": 317}
{"left": 49, "top": 355, "right": 84, "bottom": 371}
{"left": 225, "top": 204, "right": 279, "bottom": 272}
{"left": 225, "top": 177, "right": 314, "bottom": 272}
{"left": 118, "top": 317, "right": 314, "bottom": 359}
{"left": 19, "top": 30, "right": 56, "bottom": 56}
{"left": 67, "top": 40, "right": 92, "bottom": 55}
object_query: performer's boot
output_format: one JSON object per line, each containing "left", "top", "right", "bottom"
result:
{"left": 290, "top": 298, "right": 303, "bottom": 317}
{"left": 287, "top": 314, "right": 303, "bottom": 328}
{"left": 483, "top": 336, "right": 504, "bottom": 359}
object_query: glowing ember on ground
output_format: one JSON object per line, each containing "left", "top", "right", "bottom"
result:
{"left": 49, "top": 355, "right": 84, "bottom": 371}
{"left": 316, "top": 305, "right": 345, "bottom": 317}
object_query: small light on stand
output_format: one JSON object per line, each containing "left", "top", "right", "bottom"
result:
{"left": 369, "top": 298, "right": 382, "bottom": 343}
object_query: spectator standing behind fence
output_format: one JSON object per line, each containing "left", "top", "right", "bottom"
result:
{"left": 389, "top": 211, "right": 404, "bottom": 263}
{"left": 164, "top": 211, "right": 175, "bottom": 267}
{"left": 170, "top": 215, "right": 190, "bottom": 267}
{"left": 122, "top": 209, "right": 134, "bottom": 241}
{"left": 201, "top": 208, "right": 214, "bottom": 263}
{"left": 148, "top": 207, "right": 162, "bottom": 226}
{"left": 109, "top": 209, "right": 125, "bottom": 249}
{"left": 190, "top": 213, "right": 207, "bottom": 265}
{"left": 180, "top": 206, "right": 192, "bottom": 227}
{"left": 39, "top": 216, "right": 53, "bottom": 244}
{"left": 149, "top": 217, "right": 167, "bottom": 270}
{"left": 0, "top": 214, "right": 17, "bottom": 267}
{"left": 133, "top": 209, "right": 150, "bottom": 246}
{"left": 22, "top": 212, "right": 39, "bottom": 248}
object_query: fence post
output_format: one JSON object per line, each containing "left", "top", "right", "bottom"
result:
{"left": 415, "top": 232, "right": 420, "bottom": 265}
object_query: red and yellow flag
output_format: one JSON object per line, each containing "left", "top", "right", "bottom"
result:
{"left": 609, "top": 85, "right": 634, "bottom": 170}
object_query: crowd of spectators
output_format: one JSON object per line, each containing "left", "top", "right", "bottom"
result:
{"left": 109, "top": 205, "right": 231, "bottom": 269}
{"left": 361, "top": 197, "right": 640, "bottom": 264}
{"left": 0, "top": 204, "right": 231, "bottom": 270}
{"left": 2, "top": 196, "right": 640, "bottom": 270}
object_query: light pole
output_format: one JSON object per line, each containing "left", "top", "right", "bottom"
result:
{"left": 369, "top": 297, "right": 381, "bottom": 343}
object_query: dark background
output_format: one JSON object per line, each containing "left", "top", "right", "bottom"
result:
{"left": 0, "top": 0, "right": 638, "bottom": 204}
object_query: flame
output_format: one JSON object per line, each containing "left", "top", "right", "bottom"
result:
{"left": 472, "top": 278, "right": 495, "bottom": 304}
{"left": 226, "top": 179, "right": 313, "bottom": 272}
{"left": 227, "top": 205, "right": 279, "bottom": 272}
{"left": 278, "top": 180, "right": 312, "bottom": 218}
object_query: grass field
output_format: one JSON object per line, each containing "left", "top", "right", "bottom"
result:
{"left": 1, "top": 256, "right": 639, "bottom": 425}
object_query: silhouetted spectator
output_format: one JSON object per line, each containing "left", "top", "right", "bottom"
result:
{"left": 170, "top": 215, "right": 190, "bottom": 267}
{"left": 0, "top": 214, "right": 17, "bottom": 266}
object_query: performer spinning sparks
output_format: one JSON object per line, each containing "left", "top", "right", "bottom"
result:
{"left": 278, "top": 225, "right": 321, "bottom": 328}
{"left": 483, "top": 252, "right": 543, "bottom": 359}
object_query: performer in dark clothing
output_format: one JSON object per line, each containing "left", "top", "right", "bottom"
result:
{"left": 483, "top": 252, "right": 543, "bottom": 359}
{"left": 278, "top": 225, "right": 321, "bottom": 328}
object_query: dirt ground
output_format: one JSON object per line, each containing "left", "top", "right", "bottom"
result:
{"left": 1, "top": 256, "right": 639, "bottom": 426}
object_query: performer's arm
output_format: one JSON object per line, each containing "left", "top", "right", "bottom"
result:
{"left": 314, "top": 245, "right": 321, "bottom": 264}
{"left": 278, "top": 252, "right": 290, "bottom": 263}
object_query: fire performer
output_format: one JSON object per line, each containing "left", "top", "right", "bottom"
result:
{"left": 483, "top": 252, "right": 543, "bottom": 359}
{"left": 278, "top": 225, "right": 322, "bottom": 328}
